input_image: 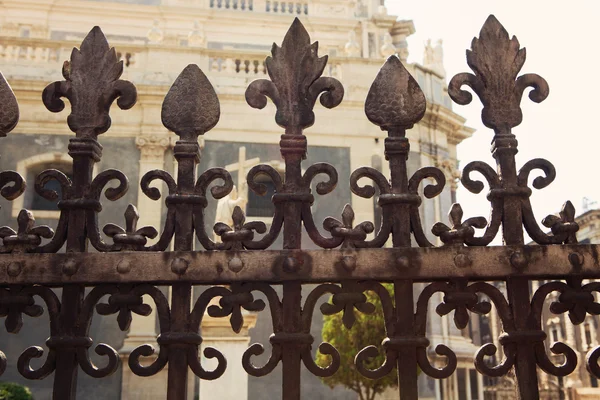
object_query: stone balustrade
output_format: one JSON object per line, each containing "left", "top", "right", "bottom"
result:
{"left": 266, "top": 1, "right": 308, "bottom": 14}
{"left": 210, "top": 0, "right": 254, "bottom": 11}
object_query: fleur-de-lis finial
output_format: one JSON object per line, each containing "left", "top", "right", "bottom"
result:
{"left": 213, "top": 206, "right": 267, "bottom": 251}
{"left": 323, "top": 204, "right": 374, "bottom": 249}
{"left": 103, "top": 204, "right": 158, "bottom": 250}
{"left": 42, "top": 26, "right": 137, "bottom": 138}
{"left": 431, "top": 203, "right": 487, "bottom": 246}
{"left": 0, "top": 210, "right": 54, "bottom": 253}
{"left": 245, "top": 18, "right": 344, "bottom": 133}
{"left": 448, "top": 15, "right": 549, "bottom": 135}
{"left": 0, "top": 72, "right": 19, "bottom": 137}
{"left": 542, "top": 201, "right": 579, "bottom": 244}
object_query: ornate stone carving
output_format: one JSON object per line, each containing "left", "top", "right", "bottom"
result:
{"left": 380, "top": 33, "right": 396, "bottom": 58}
{"left": 344, "top": 30, "right": 361, "bottom": 57}
{"left": 188, "top": 21, "right": 205, "bottom": 48}
{"left": 435, "top": 156, "right": 460, "bottom": 190}
{"left": 147, "top": 19, "right": 164, "bottom": 44}
{"left": 135, "top": 135, "right": 170, "bottom": 161}
{"left": 423, "top": 39, "right": 445, "bottom": 77}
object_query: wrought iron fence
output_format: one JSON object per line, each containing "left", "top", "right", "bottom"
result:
{"left": 0, "top": 14, "right": 597, "bottom": 400}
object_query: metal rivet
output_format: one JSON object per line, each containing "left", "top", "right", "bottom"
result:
{"left": 341, "top": 256, "right": 356, "bottom": 272}
{"left": 510, "top": 252, "right": 527, "bottom": 270}
{"left": 454, "top": 254, "right": 471, "bottom": 268}
{"left": 171, "top": 257, "right": 189, "bottom": 275}
{"left": 228, "top": 257, "right": 244, "bottom": 273}
{"left": 283, "top": 256, "right": 300, "bottom": 273}
{"left": 117, "top": 259, "right": 131, "bottom": 274}
{"left": 7, "top": 262, "right": 22, "bottom": 277}
{"left": 396, "top": 256, "right": 409, "bottom": 269}
{"left": 569, "top": 252, "right": 584, "bottom": 268}
{"left": 62, "top": 259, "right": 79, "bottom": 276}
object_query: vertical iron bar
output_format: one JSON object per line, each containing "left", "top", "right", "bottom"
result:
{"left": 53, "top": 138, "right": 101, "bottom": 399}
{"left": 279, "top": 126, "right": 305, "bottom": 400}
{"left": 493, "top": 131, "right": 539, "bottom": 400}
{"left": 395, "top": 280, "right": 418, "bottom": 400}
{"left": 167, "top": 140, "right": 199, "bottom": 400}
{"left": 281, "top": 282, "right": 303, "bottom": 400}
{"left": 387, "top": 128, "right": 418, "bottom": 400}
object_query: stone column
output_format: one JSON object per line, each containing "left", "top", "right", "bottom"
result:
{"left": 121, "top": 134, "right": 170, "bottom": 400}
{"left": 199, "top": 312, "right": 257, "bottom": 400}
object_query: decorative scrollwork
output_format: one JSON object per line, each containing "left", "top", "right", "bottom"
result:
{"left": 126, "top": 285, "right": 171, "bottom": 377}
{"left": 140, "top": 170, "right": 177, "bottom": 251}
{"left": 234, "top": 284, "right": 285, "bottom": 378}
{"left": 10, "top": 286, "right": 61, "bottom": 380}
{"left": 0, "top": 171, "right": 25, "bottom": 204}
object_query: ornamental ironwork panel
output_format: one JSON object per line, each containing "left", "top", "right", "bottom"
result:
{"left": 0, "top": 15, "right": 597, "bottom": 400}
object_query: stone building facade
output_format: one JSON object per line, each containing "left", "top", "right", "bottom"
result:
{"left": 0, "top": 0, "right": 475, "bottom": 398}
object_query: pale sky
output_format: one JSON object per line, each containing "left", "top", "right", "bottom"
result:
{"left": 387, "top": 0, "right": 600, "bottom": 238}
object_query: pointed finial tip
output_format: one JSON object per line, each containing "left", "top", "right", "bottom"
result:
{"left": 82, "top": 26, "right": 109, "bottom": 50}
{"left": 485, "top": 14, "right": 499, "bottom": 23}
{"left": 286, "top": 17, "right": 308, "bottom": 37}
{"left": 384, "top": 54, "right": 401, "bottom": 65}
{"left": 183, "top": 63, "right": 202, "bottom": 74}
{"left": 87, "top": 26, "right": 106, "bottom": 39}
{"left": 480, "top": 14, "right": 507, "bottom": 34}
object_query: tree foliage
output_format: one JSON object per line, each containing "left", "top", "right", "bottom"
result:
{"left": 0, "top": 382, "right": 33, "bottom": 400}
{"left": 316, "top": 284, "right": 396, "bottom": 400}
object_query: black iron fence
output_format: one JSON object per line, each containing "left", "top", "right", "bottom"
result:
{"left": 0, "top": 15, "right": 596, "bottom": 400}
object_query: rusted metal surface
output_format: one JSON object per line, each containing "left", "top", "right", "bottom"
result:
{"left": 0, "top": 14, "right": 596, "bottom": 400}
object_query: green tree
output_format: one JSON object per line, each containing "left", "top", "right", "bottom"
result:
{"left": 316, "top": 284, "right": 396, "bottom": 400}
{"left": 0, "top": 382, "right": 33, "bottom": 400}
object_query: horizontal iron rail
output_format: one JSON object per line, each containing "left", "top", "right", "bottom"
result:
{"left": 0, "top": 244, "right": 596, "bottom": 286}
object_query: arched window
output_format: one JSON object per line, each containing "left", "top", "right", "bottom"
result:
{"left": 13, "top": 153, "right": 74, "bottom": 219}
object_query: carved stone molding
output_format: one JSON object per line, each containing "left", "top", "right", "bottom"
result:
{"left": 435, "top": 155, "right": 460, "bottom": 190}
{"left": 135, "top": 135, "right": 170, "bottom": 162}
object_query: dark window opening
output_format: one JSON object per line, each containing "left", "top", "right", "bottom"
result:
{"left": 551, "top": 326, "right": 559, "bottom": 342}
{"left": 247, "top": 178, "right": 276, "bottom": 217}
{"left": 457, "top": 368, "right": 467, "bottom": 400}
{"left": 470, "top": 369, "right": 479, "bottom": 400}
{"left": 585, "top": 323, "right": 593, "bottom": 347}
{"left": 26, "top": 162, "right": 71, "bottom": 212}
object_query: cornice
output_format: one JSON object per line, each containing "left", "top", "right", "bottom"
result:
{"left": 576, "top": 210, "right": 600, "bottom": 227}
{"left": 420, "top": 103, "right": 475, "bottom": 145}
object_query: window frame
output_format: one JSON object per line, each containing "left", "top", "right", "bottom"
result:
{"left": 13, "top": 152, "right": 97, "bottom": 220}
